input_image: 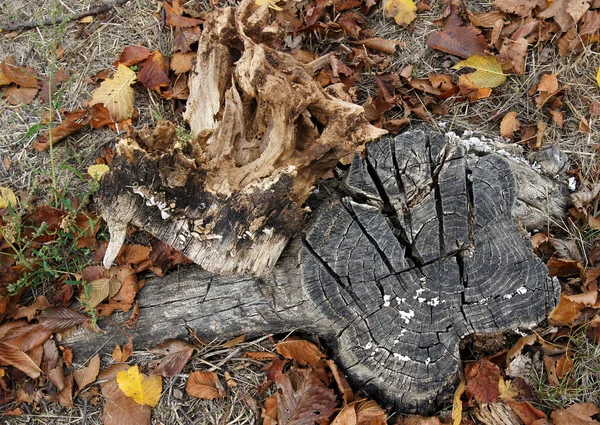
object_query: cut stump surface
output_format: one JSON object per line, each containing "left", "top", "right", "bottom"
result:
{"left": 73, "top": 127, "right": 560, "bottom": 414}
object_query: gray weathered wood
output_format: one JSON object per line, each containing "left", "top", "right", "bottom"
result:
{"left": 71, "top": 126, "right": 560, "bottom": 414}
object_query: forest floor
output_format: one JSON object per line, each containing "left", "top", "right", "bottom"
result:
{"left": 1, "top": 0, "right": 600, "bottom": 424}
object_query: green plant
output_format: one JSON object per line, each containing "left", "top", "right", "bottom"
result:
{"left": 533, "top": 326, "right": 600, "bottom": 410}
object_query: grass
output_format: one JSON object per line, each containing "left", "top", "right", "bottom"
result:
{"left": 534, "top": 326, "right": 600, "bottom": 410}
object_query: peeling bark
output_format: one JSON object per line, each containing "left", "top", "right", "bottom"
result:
{"left": 78, "top": 127, "right": 560, "bottom": 414}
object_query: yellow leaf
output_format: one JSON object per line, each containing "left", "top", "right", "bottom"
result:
{"left": 89, "top": 64, "right": 136, "bottom": 122}
{"left": 0, "top": 72, "right": 10, "bottom": 87}
{"left": 597, "top": 65, "right": 600, "bottom": 87}
{"left": 116, "top": 365, "right": 162, "bottom": 407}
{"left": 498, "top": 378, "right": 519, "bottom": 400}
{"left": 0, "top": 187, "right": 17, "bottom": 209}
{"left": 452, "top": 55, "right": 507, "bottom": 88}
{"left": 254, "top": 0, "right": 282, "bottom": 11}
{"left": 452, "top": 380, "right": 465, "bottom": 425}
{"left": 385, "top": 0, "right": 417, "bottom": 27}
{"left": 87, "top": 164, "right": 110, "bottom": 181}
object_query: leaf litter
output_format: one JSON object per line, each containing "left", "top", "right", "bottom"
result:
{"left": 2, "top": 0, "right": 600, "bottom": 423}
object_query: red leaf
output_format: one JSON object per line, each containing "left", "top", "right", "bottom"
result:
{"left": 138, "top": 51, "right": 170, "bottom": 91}
{"left": 34, "top": 109, "right": 91, "bottom": 151}
{"left": 114, "top": 45, "right": 152, "bottom": 67}
{"left": 466, "top": 358, "right": 500, "bottom": 403}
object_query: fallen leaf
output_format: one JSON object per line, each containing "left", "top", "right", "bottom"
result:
{"left": 331, "top": 405, "right": 357, "bottom": 425}
{"left": 551, "top": 402, "right": 600, "bottom": 425}
{"left": 458, "top": 74, "right": 492, "bottom": 101}
{"left": 401, "top": 415, "right": 442, "bottom": 425}
{"left": 113, "top": 338, "right": 133, "bottom": 362}
{"left": 114, "top": 45, "right": 152, "bottom": 67}
{"left": 85, "top": 277, "right": 121, "bottom": 308}
{"left": 452, "top": 55, "right": 508, "bottom": 88}
{"left": 498, "top": 37, "right": 528, "bottom": 75}
{"left": 0, "top": 187, "right": 17, "bottom": 209}
{"left": 4, "top": 86, "right": 38, "bottom": 105}
{"left": 508, "top": 401, "right": 547, "bottom": 425}
{"left": 494, "top": 0, "right": 543, "bottom": 17}
{"left": 385, "top": 0, "right": 417, "bottom": 27}
{"left": 118, "top": 244, "right": 151, "bottom": 266}
{"left": 97, "top": 265, "right": 139, "bottom": 316}
{"left": 452, "top": 380, "right": 465, "bottom": 425}
{"left": 0, "top": 342, "right": 42, "bottom": 378}
{"left": 88, "top": 164, "right": 110, "bottom": 181}
{"left": 73, "top": 354, "right": 100, "bottom": 392}
{"left": 275, "top": 339, "right": 325, "bottom": 366}
{"left": 427, "top": 0, "right": 487, "bottom": 58}
{"left": 116, "top": 365, "right": 162, "bottom": 407}
{"left": 38, "top": 307, "right": 89, "bottom": 332}
{"left": 220, "top": 334, "right": 246, "bottom": 348}
{"left": 173, "top": 26, "right": 201, "bottom": 53}
{"left": 353, "top": 38, "right": 404, "bottom": 54}
{"left": 276, "top": 368, "right": 337, "bottom": 425}
{"left": 580, "top": 116, "right": 591, "bottom": 133}
{"left": 547, "top": 258, "right": 583, "bottom": 277}
{"left": 498, "top": 378, "right": 519, "bottom": 400}
{"left": 186, "top": 371, "right": 225, "bottom": 399}
{"left": 500, "top": 112, "right": 520, "bottom": 140}
{"left": 138, "top": 51, "right": 170, "bottom": 92}
{"left": 538, "top": 0, "right": 590, "bottom": 32}
{"left": 466, "top": 359, "right": 501, "bottom": 403}
{"left": 170, "top": 52, "right": 195, "bottom": 74}
{"left": 102, "top": 379, "right": 151, "bottom": 425}
{"left": 163, "top": 1, "right": 205, "bottom": 25}
{"left": 0, "top": 57, "right": 39, "bottom": 88}
{"left": 549, "top": 110, "right": 564, "bottom": 127}
{"left": 149, "top": 340, "right": 195, "bottom": 377}
{"left": 255, "top": 0, "right": 283, "bottom": 10}
{"left": 243, "top": 351, "right": 280, "bottom": 361}
{"left": 328, "top": 359, "right": 354, "bottom": 404}
{"left": 34, "top": 109, "right": 92, "bottom": 151}
{"left": 468, "top": 10, "right": 506, "bottom": 28}
{"left": 39, "top": 69, "right": 70, "bottom": 103}
{"left": 89, "top": 64, "right": 136, "bottom": 122}
{"left": 356, "top": 399, "right": 387, "bottom": 424}
{"left": 534, "top": 74, "right": 560, "bottom": 107}
{"left": 548, "top": 291, "right": 597, "bottom": 325}
{"left": 13, "top": 296, "right": 50, "bottom": 321}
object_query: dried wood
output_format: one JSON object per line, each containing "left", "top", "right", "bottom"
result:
{"left": 73, "top": 127, "right": 560, "bottom": 414}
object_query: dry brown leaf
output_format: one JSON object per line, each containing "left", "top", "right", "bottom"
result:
{"left": 508, "top": 401, "right": 547, "bottom": 425}
{"left": 39, "top": 69, "right": 70, "bottom": 103}
{"left": 4, "top": 86, "right": 38, "bottom": 105}
{"left": 427, "top": 0, "right": 487, "bottom": 58}
{"left": 38, "top": 307, "right": 89, "bottom": 332}
{"left": 327, "top": 359, "right": 354, "bottom": 404}
{"left": 275, "top": 339, "right": 325, "bottom": 366}
{"left": 494, "top": 0, "right": 543, "bottom": 17}
{"left": 551, "top": 402, "right": 600, "bottom": 425}
{"left": 457, "top": 74, "right": 492, "bottom": 101}
{"left": 73, "top": 354, "right": 100, "bottom": 393}
{"left": 547, "top": 258, "right": 582, "bottom": 277}
{"left": 97, "top": 265, "right": 139, "bottom": 316}
{"left": 138, "top": 51, "right": 170, "bottom": 92}
{"left": 498, "top": 37, "right": 528, "bottom": 75}
{"left": 34, "top": 109, "right": 91, "bottom": 152}
{"left": 548, "top": 291, "right": 597, "bottom": 325}
{"left": 243, "top": 351, "right": 280, "bottom": 361}
{"left": 384, "top": 0, "right": 417, "bottom": 26}
{"left": 580, "top": 116, "right": 591, "bottom": 133}
{"left": 528, "top": 120, "right": 546, "bottom": 150}
{"left": 331, "top": 405, "right": 357, "bottom": 425}
{"left": 467, "top": 10, "right": 506, "bottom": 28}
{"left": 173, "top": 26, "right": 201, "bottom": 53}
{"left": 102, "top": 379, "right": 151, "bottom": 425}
{"left": 114, "top": 45, "right": 152, "bottom": 67}
{"left": 355, "top": 399, "right": 387, "bottom": 424}
{"left": 170, "top": 52, "right": 195, "bottom": 74}
{"left": 401, "top": 415, "right": 443, "bottom": 425}
{"left": 149, "top": 340, "right": 195, "bottom": 377}
{"left": 535, "top": 74, "right": 560, "bottom": 107}
{"left": 276, "top": 368, "right": 337, "bottom": 425}
{"left": 549, "top": 110, "right": 564, "bottom": 127}
{"left": 13, "top": 296, "right": 50, "bottom": 321}
{"left": 538, "top": 0, "right": 590, "bottom": 32}
{"left": 0, "top": 342, "right": 42, "bottom": 378}
{"left": 466, "top": 358, "right": 501, "bottom": 403}
{"left": 112, "top": 337, "right": 133, "bottom": 362}
{"left": 0, "top": 57, "right": 39, "bottom": 88}
{"left": 572, "top": 182, "right": 600, "bottom": 214}
{"left": 163, "top": 1, "right": 204, "bottom": 27}
{"left": 500, "top": 112, "right": 520, "bottom": 140}
{"left": 117, "top": 244, "right": 151, "bottom": 266}
{"left": 219, "top": 334, "right": 246, "bottom": 348}
{"left": 353, "top": 38, "right": 404, "bottom": 55}
{"left": 186, "top": 371, "right": 225, "bottom": 399}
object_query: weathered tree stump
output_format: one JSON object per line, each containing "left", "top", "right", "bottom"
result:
{"left": 69, "top": 127, "right": 560, "bottom": 414}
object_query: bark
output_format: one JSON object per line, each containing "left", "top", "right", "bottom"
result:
{"left": 72, "top": 127, "right": 560, "bottom": 414}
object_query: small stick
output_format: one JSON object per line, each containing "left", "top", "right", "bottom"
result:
{"left": 0, "top": 0, "right": 131, "bottom": 33}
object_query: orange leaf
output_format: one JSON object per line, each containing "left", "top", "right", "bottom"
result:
{"left": 73, "top": 354, "right": 100, "bottom": 392}
{"left": 170, "top": 52, "right": 195, "bottom": 74}
{"left": 548, "top": 291, "right": 598, "bottom": 326}
{"left": 457, "top": 74, "right": 491, "bottom": 101}
{"left": 97, "top": 265, "right": 139, "bottom": 316}
{"left": 4, "top": 86, "right": 38, "bottom": 105}
{"left": 547, "top": 258, "right": 582, "bottom": 277}
{"left": 275, "top": 339, "right": 325, "bottom": 366}
{"left": 551, "top": 403, "right": 600, "bottom": 425}
{"left": 34, "top": 109, "right": 91, "bottom": 152}
{"left": 186, "top": 371, "right": 225, "bottom": 399}
{"left": 500, "top": 112, "right": 520, "bottom": 140}
{"left": 118, "top": 244, "right": 151, "bottom": 266}
{"left": 353, "top": 38, "right": 404, "bottom": 55}
{"left": 0, "top": 342, "right": 42, "bottom": 378}
{"left": 508, "top": 401, "right": 547, "bottom": 425}
{"left": 114, "top": 45, "right": 152, "bottom": 67}
{"left": 1, "top": 57, "right": 39, "bottom": 88}
{"left": 138, "top": 51, "right": 170, "bottom": 91}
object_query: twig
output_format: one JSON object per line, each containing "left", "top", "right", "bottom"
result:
{"left": 0, "top": 0, "right": 131, "bottom": 33}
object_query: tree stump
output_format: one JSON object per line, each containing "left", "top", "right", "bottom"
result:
{"left": 70, "top": 126, "right": 560, "bottom": 414}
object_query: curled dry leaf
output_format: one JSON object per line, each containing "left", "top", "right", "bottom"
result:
{"left": 331, "top": 405, "right": 357, "bottom": 425}
{"left": 457, "top": 74, "right": 492, "bottom": 101}
{"left": 352, "top": 38, "right": 404, "bottom": 55}
{"left": 170, "top": 52, "right": 195, "bottom": 74}
{"left": 117, "top": 244, "right": 151, "bottom": 266}
{"left": 13, "top": 295, "right": 51, "bottom": 321}
{"left": 494, "top": 0, "right": 544, "bottom": 17}
{"left": 275, "top": 339, "right": 325, "bottom": 366}
{"left": 507, "top": 401, "right": 547, "bottom": 425}
{"left": 500, "top": 112, "right": 520, "bottom": 140}
{"left": 73, "top": 354, "right": 100, "bottom": 392}
{"left": 96, "top": 265, "right": 139, "bottom": 317}
{"left": 0, "top": 342, "right": 42, "bottom": 378}
{"left": 34, "top": 109, "right": 92, "bottom": 152}
{"left": 355, "top": 400, "right": 388, "bottom": 424}
{"left": 546, "top": 257, "right": 582, "bottom": 277}
{"left": 548, "top": 291, "right": 598, "bottom": 325}
{"left": 0, "top": 57, "right": 39, "bottom": 88}
{"left": 149, "top": 339, "right": 195, "bottom": 377}
{"left": 89, "top": 64, "right": 136, "bottom": 122}
{"left": 534, "top": 74, "right": 560, "bottom": 108}
{"left": 186, "top": 371, "right": 225, "bottom": 399}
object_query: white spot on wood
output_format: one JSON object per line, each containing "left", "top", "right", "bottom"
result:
{"left": 516, "top": 286, "right": 527, "bottom": 295}
{"left": 364, "top": 341, "right": 373, "bottom": 350}
{"left": 427, "top": 297, "right": 440, "bottom": 306}
{"left": 418, "top": 297, "right": 426, "bottom": 303}
{"left": 425, "top": 357, "right": 431, "bottom": 366}
{"left": 393, "top": 353, "right": 410, "bottom": 361}
{"left": 399, "top": 310, "right": 414, "bottom": 324}
{"left": 568, "top": 176, "right": 577, "bottom": 191}
{"left": 383, "top": 294, "right": 391, "bottom": 307}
